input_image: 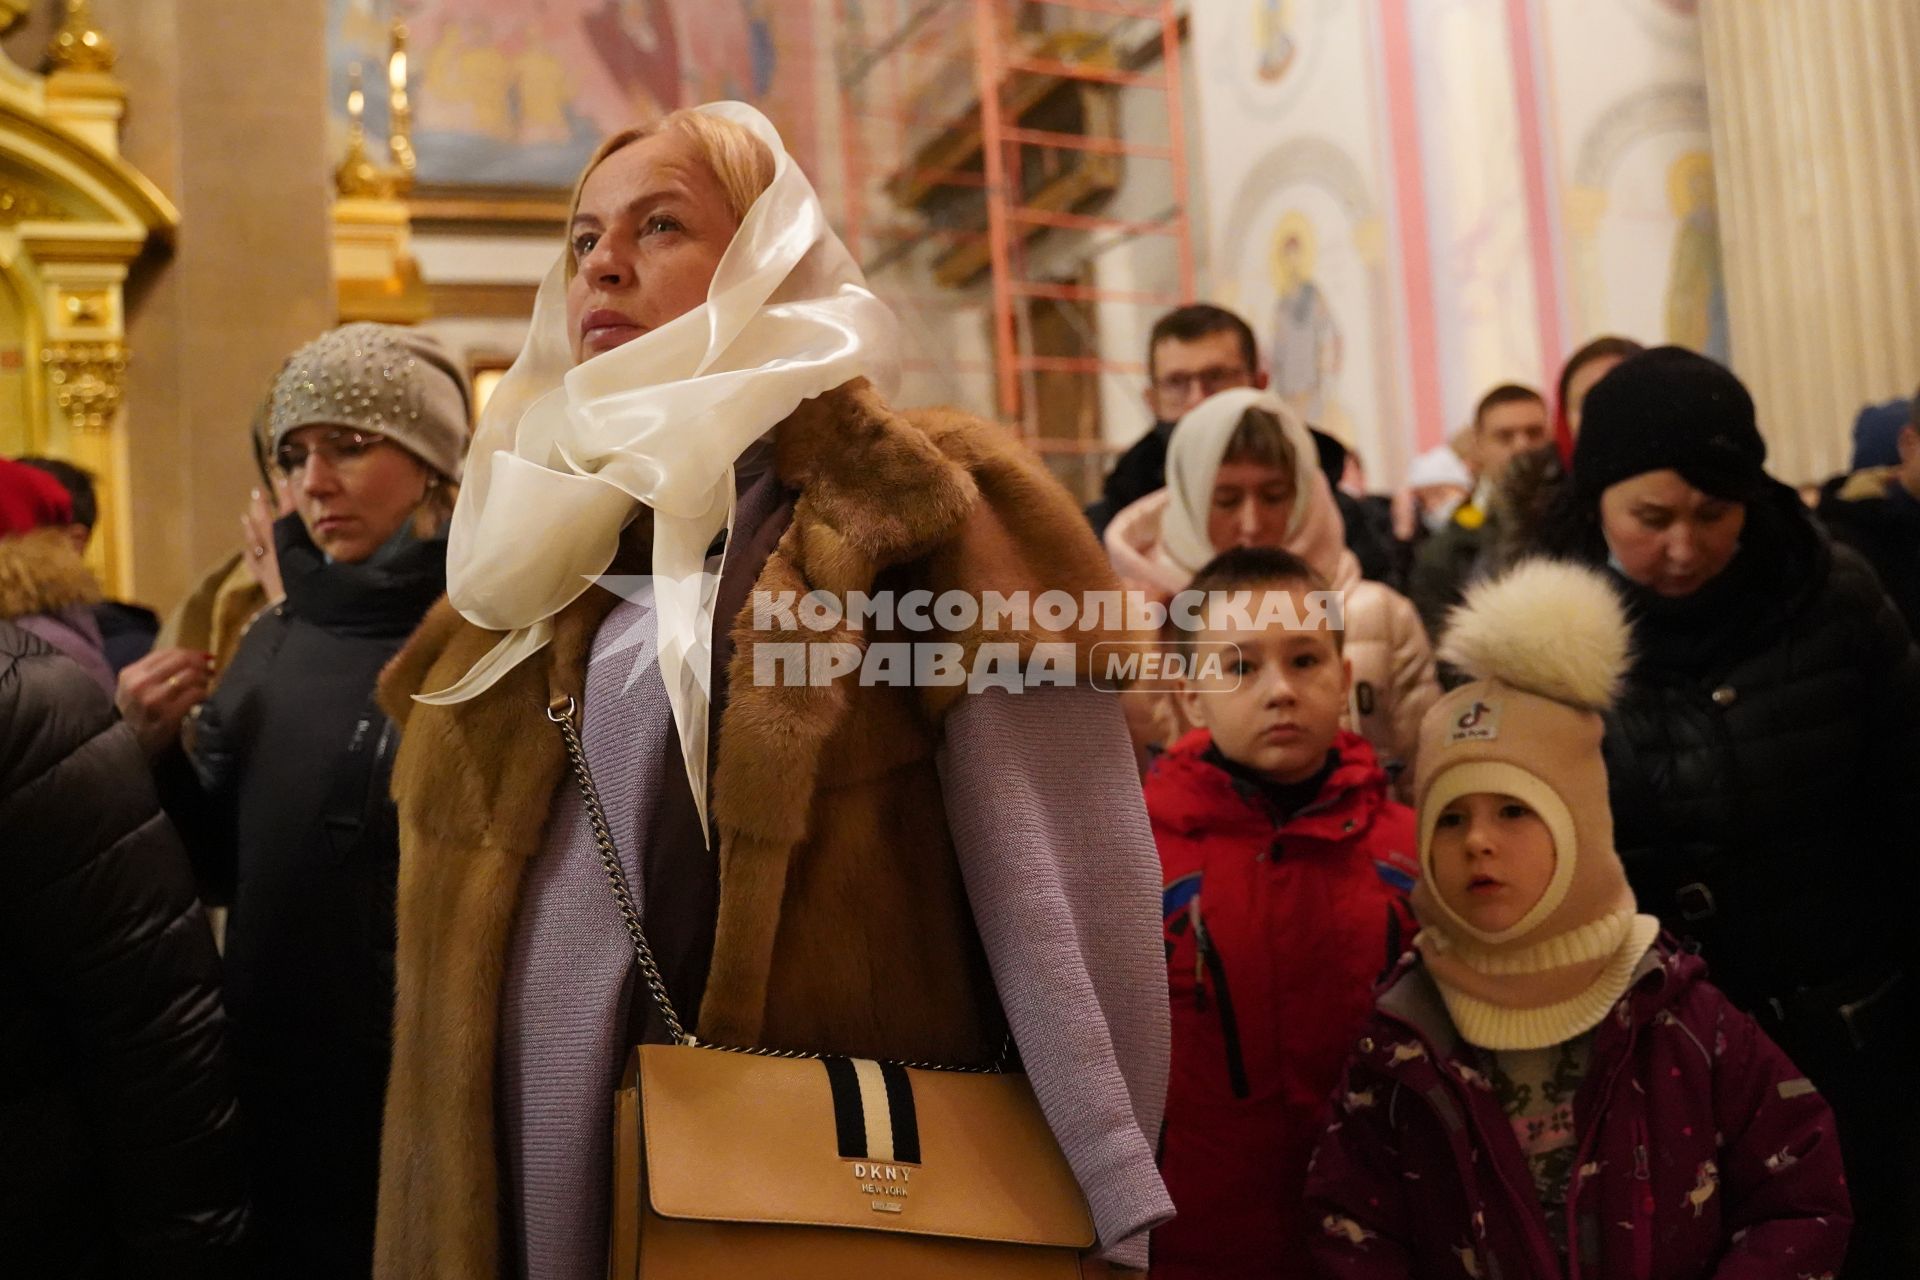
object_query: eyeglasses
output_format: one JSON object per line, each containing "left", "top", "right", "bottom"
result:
{"left": 1154, "top": 365, "right": 1251, "bottom": 401}
{"left": 275, "top": 429, "right": 388, "bottom": 476}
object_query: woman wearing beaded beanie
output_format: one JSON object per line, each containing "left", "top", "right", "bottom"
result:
{"left": 160, "top": 322, "right": 471, "bottom": 1278}
{"left": 371, "top": 104, "right": 1170, "bottom": 1278}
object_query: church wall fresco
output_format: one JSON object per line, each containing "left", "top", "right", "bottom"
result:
{"left": 1191, "top": 0, "right": 1721, "bottom": 468}
{"left": 329, "top": 0, "right": 816, "bottom": 222}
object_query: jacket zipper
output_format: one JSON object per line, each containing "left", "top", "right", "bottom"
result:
{"left": 1382, "top": 901, "right": 1407, "bottom": 983}
{"left": 1562, "top": 1027, "right": 1640, "bottom": 1280}
{"left": 1374, "top": 1012, "right": 1562, "bottom": 1279}
{"left": 1629, "top": 1118, "right": 1654, "bottom": 1280}
{"left": 1195, "top": 917, "right": 1251, "bottom": 1099}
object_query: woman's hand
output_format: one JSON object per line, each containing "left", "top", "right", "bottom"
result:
{"left": 240, "top": 488, "right": 287, "bottom": 603}
{"left": 116, "top": 647, "right": 214, "bottom": 759}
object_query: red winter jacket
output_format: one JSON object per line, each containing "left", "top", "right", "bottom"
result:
{"left": 1306, "top": 943, "right": 1851, "bottom": 1280}
{"left": 1148, "top": 729, "right": 1417, "bottom": 1280}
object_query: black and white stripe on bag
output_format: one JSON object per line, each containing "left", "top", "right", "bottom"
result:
{"left": 821, "top": 1058, "right": 922, "bottom": 1164}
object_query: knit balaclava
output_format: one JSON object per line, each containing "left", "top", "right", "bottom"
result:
{"left": 1409, "top": 559, "right": 1660, "bottom": 1050}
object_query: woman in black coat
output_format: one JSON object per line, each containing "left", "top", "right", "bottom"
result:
{"left": 1539, "top": 346, "right": 1920, "bottom": 1278}
{"left": 127, "top": 324, "right": 470, "bottom": 1277}
{"left": 0, "top": 618, "right": 246, "bottom": 1275}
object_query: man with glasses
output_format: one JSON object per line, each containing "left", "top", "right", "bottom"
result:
{"left": 1087, "top": 305, "right": 1396, "bottom": 582}
{"left": 1086, "top": 305, "right": 1266, "bottom": 537}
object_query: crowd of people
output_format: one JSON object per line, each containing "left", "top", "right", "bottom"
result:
{"left": 2, "top": 99, "right": 1915, "bottom": 1280}
{"left": 1104, "top": 305, "right": 1918, "bottom": 1277}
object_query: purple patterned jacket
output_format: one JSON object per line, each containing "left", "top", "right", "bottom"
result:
{"left": 1306, "top": 942, "right": 1851, "bottom": 1280}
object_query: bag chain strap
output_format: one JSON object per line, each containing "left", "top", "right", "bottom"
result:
{"left": 548, "top": 696, "right": 1006, "bottom": 1075}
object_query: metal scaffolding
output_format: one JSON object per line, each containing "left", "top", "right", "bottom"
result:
{"left": 834, "top": 0, "right": 1197, "bottom": 498}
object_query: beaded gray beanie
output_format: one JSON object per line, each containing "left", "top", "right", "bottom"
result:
{"left": 269, "top": 323, "right": 472, "bottom": 481}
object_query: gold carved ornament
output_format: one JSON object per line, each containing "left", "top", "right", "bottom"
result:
{"left": 0, "top": 182, "right": 61, "bottom": 225}
{"left": 334, "top": 21, "right": 418, "bottom": 200}
{"left": 336, "top": 64, "right": 398, "bottom": 199}
{"left": 387, "top": 23, "right": 417, "bottom": 192}
{"left": 47, "top": 0, "right": 116, "bottom": 74}
{"left": 42, "top": 339, "right": 127, "bottom": 430}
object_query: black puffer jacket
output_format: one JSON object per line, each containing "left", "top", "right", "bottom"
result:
{"left": 0, "top": 620, "right": 246, "bottom": 1276}
{"left": 1578, "top": 499, "right": 1920, "bottom": 1278}
{"left": 1818, "top": 465, "right": 1920, "bottom": 639}
{"left": 181, "top": 514, "right": 443, "bottom": 1278}
{"left": 1583, "top": 504, "right": 1920, "bottom": 1018}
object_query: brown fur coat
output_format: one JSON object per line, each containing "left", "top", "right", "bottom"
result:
{"left": 373, "top": 380, "right": 1131, "bottom": 1278}
{"left": 0, "top": 526, "right": 100, "bottom": 622}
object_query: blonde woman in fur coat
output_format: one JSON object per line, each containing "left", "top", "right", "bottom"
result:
{"left": 373, "top": 103, "right": 1171, "bottom": 1280}
{"left": 1105, "top": 388, "right": 1439, "bottom": 785}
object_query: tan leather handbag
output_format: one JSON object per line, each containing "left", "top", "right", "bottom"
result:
{"left": 549, "top": 700, "right": 1109, "bottom": 1279}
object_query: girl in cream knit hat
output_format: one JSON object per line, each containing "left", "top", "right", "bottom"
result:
{"left": 1306, "top": 559, "right": 1850, "bottom": 1279}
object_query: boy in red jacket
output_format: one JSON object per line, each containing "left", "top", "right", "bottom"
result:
{"left": 1148, "top": 546, "right": 1417, "bottom": 1279}
{"left": 1307, "top": 561, "right": 1849, "bottom": 1279}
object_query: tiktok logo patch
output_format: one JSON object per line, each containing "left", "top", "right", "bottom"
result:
{"left": 1447, "top": 698, "right": 1502, "bottom": 744}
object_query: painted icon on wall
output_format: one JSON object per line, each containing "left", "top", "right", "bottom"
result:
{"left": 1256, "top": 0, "right": 1300, "bottom": 83}
{"left": 1664, "top": 151, "right": 1728, "bottom": 363}
{"left": 389, "top": 0, "right": 687, "bottom": 184}
{"left": 1268, "top": 210, "right": 1344, "bottom": 426}
{"left": 329, "top": 0, "right": 814, "bottom": 222}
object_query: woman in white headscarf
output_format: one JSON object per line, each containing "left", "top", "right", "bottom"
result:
{"left": 372, "top": 104, "right": 1170, "bottom": 1279}
{"left": 1106, "top": 388, "right": 1439, "bottom": 784}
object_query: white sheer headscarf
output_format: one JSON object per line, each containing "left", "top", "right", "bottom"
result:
{"left": 1159, "top": 388, "right": 1317, "bottom": 572}
{"left": 417, "top": 102, "right": 899, "bottom": 841}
